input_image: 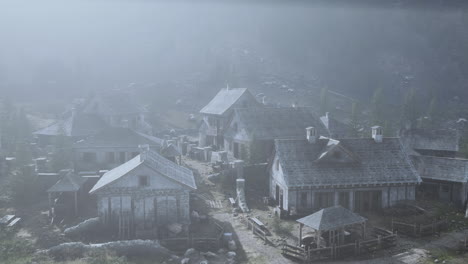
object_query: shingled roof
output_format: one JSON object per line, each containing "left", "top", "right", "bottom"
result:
{"left": 411, "top": 155, "right": 468, "bottom": 183}
{"left": 34, "top": 111, "right": 107, "bottom": 137}
{"left": 73, "top": 127, "right": 164, "bottom": 148}
{"left": 200, "top": 88, "right": 257, "bottom": 116}
{"left": 226, "top": 107, "right": 329, "bottom": 140}
{"left": 399, "top": 129, "right": 459, "bottom": 153}
{"left": 275, "top": 137, "right": 421, "bottom": 188}
{"left": 297, "top": 206, "right": 366, "bottom": 231}
{"left": 89, "top": 150, "right": 196, "bottom": 194}
{"left": 47, "top": 170, "right": 86, "bottom": 193}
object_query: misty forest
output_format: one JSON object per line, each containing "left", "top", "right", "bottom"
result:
{"left": 2, "top": 1, "right": 468, "bottom": 264}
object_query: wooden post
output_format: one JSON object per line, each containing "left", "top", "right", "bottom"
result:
{"left": 316, "top": 230, "right": 321, "bottom": 248}
{"left": 298, "top": 223, "right": 303, "bottom": 246}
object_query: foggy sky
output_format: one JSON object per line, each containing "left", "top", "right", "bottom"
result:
{"left": 1, "top": 0, "right": 467, "bottom": 102}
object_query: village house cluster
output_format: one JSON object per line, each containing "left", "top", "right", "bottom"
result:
{"left": 11, "top": 87, "right": 468, "bottom": 262}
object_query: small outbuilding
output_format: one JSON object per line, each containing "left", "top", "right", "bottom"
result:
{"left": 47, "top": 169, "right": 86, "bottom": 217}
{"left": 297, "top": 206, "right": 367, "bottom": 248}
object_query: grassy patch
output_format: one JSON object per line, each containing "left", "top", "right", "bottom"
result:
{"left": 271, "top": 217, "right": 294, "bottom": 238}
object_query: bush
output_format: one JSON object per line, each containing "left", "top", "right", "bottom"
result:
{"left": 0, "top": 234, "right": 35, "bottom": 263}
{"left": 272, "top": 217, "right": 293, "bottom": 237}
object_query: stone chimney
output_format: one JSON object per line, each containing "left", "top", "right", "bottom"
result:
{"left": 306, "top": 127, "right": 317, "bottom": 143}
{"left": 139, "top": 144, "right": 150, "bottom": 161}
{"left": 372, "top": 126, "right": 383, "bottom": 143}
{"left": 322, "top": 112, "right": 330, "bottom": 129}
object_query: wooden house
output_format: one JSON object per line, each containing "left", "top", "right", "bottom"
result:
{"left": 89, "top": 146, "right": 196, "bottom": 238}
{"left": 198, "top": 87, "right": 261, "bottom": 149}
{"left": 270, "top": 126, "right": 421, "bottom": 215}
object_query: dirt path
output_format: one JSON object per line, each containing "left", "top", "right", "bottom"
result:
{"left": 212, "top": 212, "right": 296, "bottom": 264}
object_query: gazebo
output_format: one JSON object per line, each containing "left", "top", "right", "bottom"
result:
{"left": 47, "top": 169, "right": 86, "bottom": 216}
{"left": 296, "top": 206, "right": 367, "bottom": 248}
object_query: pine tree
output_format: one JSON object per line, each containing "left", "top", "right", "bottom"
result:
{"left": 320, "top": 87, "right": 329, "bottom": 115}
{"left": 350, "top": 101, "right": 360, "bottom": 137}
{"left": 371, "top": 87, "right": 384, "bottom": 125}
{"left": 402, "top": 88, "right": 419, "bottom": 129}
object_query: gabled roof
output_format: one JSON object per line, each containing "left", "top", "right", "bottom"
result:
{"left": 320, "top": 114, "right": 351, "bottom": 138}
{"left": 200, "top": 88, "right": 257, "bottom": 116}
{"left": 226, "top": 107, "right": 329, "bottom": 141}
{"left": 297, "top": 206, "right": 366, "bottom": 231}
{"left": 34, "top": 111, "right": 107, "bottom": 137}
{"left": 89, "top": 156, "right": 143, "bottom": 193}
{"left": 411, "top": 155, "right": 468, "bottom": 183}
{"left": 89, "top": 150, "right": 196, "bottom": 194}
{"left": 161, "top": 144, "right": 181, "bottom": 157}
{"left": 73, "top": 127, "right": 164, "bottom": 148}
{"left": 275, "top": 137, "right": 421, "bottom": 188}
{"left": 399, "top": 129, "right": 459, "bottom": 153}
{"left": 47, "top": 170, "right": 86, "bottom": 193}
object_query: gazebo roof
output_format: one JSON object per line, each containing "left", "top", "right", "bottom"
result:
{"left": 296, "top": 206, "right": 367, "bottom": 232}
{"left": 47, "top": 170, "right": 86, "bottom": 193}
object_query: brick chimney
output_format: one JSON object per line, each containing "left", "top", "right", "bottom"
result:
{"left": 372, "top": 126, "right": 383, "bottom": 143}
{"left": 306, "top": 127, "right": 317, "bottom": 143}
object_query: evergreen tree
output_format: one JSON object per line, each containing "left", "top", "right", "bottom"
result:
{"left": 319, "top": 87, "right": 329, "bottom": 115}
{"left": 350, "top": 101, "right": 360, "bottom": 137}
{"left": 371, "top": 87, "right": 384, "bottom": 125}
{"left": 402, "top": 88, "right": 419, "bottom": 129}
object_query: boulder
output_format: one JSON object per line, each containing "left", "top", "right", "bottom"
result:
{"left": 227, "top": 240, "right": 237, "bottom": 251}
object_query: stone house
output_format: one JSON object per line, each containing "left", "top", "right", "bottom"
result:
{"left": 270, "top": 126, "right": 421, "bottom": 215}
{"left": 399, "top": 128, "right": 459, "bottom": 158}
{"left": 411, "top": 155, "right": 468, "bottom": 207}
{"left": 199, "top": 87, "right": 262, "bottom": 149}
{"left": 223, "top": 107, "right": 349, "bottom": 162}
{"left": 89, "top": 146, "right": 196, "bottom": 238}
{"left": 73, "top": 127, "right": 178, "bottom": 172}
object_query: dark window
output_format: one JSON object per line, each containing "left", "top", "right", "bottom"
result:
{"left": 83, "top": 152, "right": 97, "bottom": 163}
{"left": 119, "top": 152, "right": 126, "bottom": 163}
{"left": 131, "top": 152, "right": 139, "bottom": 158}
{"left": 139, "top": 176, "right": 149, "bottom": 187}
{"left": 441, "top": 185, "right": 450, "bottom": 193}
{"left": 300, "top": 192, "right": 308, "bottom": 207}
{"left": 106, "top": 152, "right": 115, "bottom": 163}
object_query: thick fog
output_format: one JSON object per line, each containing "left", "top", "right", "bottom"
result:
{"left": 1, "top": 0, "right": 468, "bottom": 102}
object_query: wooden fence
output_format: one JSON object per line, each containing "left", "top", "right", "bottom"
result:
{"left": 246, "top": 218, "right": 269, "bottom": 244}
{"left": 391, "top": 218, "right": 447, "bottom": 237}
{"left": 282, "top": 228, "right": 397, "bottom": 262}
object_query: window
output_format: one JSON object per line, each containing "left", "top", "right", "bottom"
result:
{"left": 441, "top": 185, "right": 450, "bottom": 193}
{"left": 131, "top": 152, "right": 139, "bottom": 158}
{"left": 83, "top": 152, "right": 97, "bottom": 163}
{"left": 119, "top": 152, "right": 126, "bottom": 163}
{"left": 300, "top": 192, "right": 308, "bottom": 208}
{"left": 233, "top": 123, "right": 238, "bottom": 132}
{"left": 275, "top": 159, "right": 280, "bottom": 171}
{"left": 106, "top": 152, "right": 115, "bottom": 163}
{"left": 139, "top": 176, "right": 149, "bottom": 187}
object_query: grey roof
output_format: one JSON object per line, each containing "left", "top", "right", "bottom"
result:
{"left": 226, "top": 107, "right": 329, "bottom": 140}
{"left": 90, "top": 150, "right": 196, "bottom": 194}
{"left": 73, "top": 127, "right": 164, "bottom": 148}
{"left": 161, "top": 144, "right": 182, "bottom": 157}
{"left": 320, "top": 114, "right": 352, "bottom": 138}
{"left": 34, "top": 111, "right": 107, "bottom": 137}
{"left": 297, "top": 206, "right": 366, "bottom": 231}
{"left": 399, "top": 129, "right": 459, "bottom": 153}
{"left": 47, "top": 170, "right": 86, "bottom": 193}
{"left": 275, "top": 137, "right": 421, "bottom": 188}
{"left": 200, "top": 88, "right": 257, "bottom": 116}
{"left": 411, "top": 155, "right": 468, "bottom": 183}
